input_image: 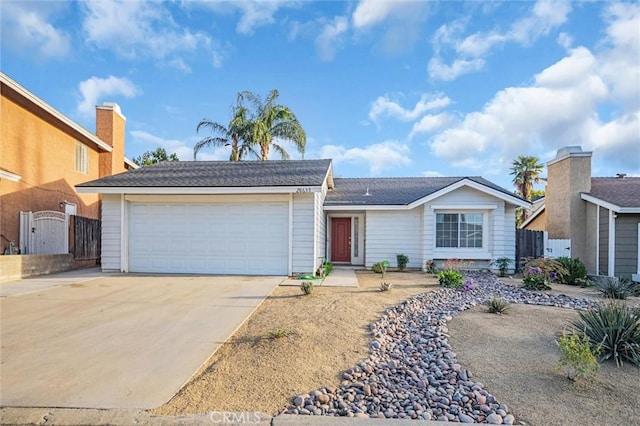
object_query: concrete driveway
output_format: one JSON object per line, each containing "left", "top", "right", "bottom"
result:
{"left": 0, "top": 274, "right": 282, "bottom": 409}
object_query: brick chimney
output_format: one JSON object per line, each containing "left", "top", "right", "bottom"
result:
{"left": 546, "top": 146, "right": 592, "bottom": 261}
{"left": 96, "top": 102, "right": 126, "bottom": 177}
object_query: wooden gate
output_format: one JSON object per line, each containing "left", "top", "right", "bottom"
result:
{"left": 72, "top": 215, "right": 101, "bottom": 260}
{"left": 19, "top": 210, "right": 66, "bottom": 254}
{"left": 515, "top": 229, "right": 545, "bottom": 271}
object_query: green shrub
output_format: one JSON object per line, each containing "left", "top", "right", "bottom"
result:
{"left": 379, "top": 282, "right": 393, "bottom": 291}
{"left": 491, "top": 257, "right": 513, "bottom": 277}
{"left": 522, "top": 265, "right": 552, "bottom": 290}
{"left": 437, "top": 268, "right": 464, "bottom": 288}
{"left": 486, "top": 296, "right": 509, "bottom": 314}
{"left": 372, "top": 260, "right": 389, "bottom": 277}
{"left": 267, "top": 328, "right": 289, "bottom": 339}
{"left": 323, "top": 261, "right": 333, "bottom": 277}
{"left": 300, "top": 281, "right": 314, "bottom": 295}
{"left": 556, "top": 257, "right": 588, "bottom": 285}
{"left": 556, "top": 331, "right": 601, "bottom": 386}
{"left": 572, "top": 301, "right": 640, "bottom": 367}
{"left": 593, "top": 276, "right": 640, "bottom": 300}
{"left": 396, "top": 254, "right": 409, "bottom": 271}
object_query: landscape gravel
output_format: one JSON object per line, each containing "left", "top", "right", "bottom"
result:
{"left": 282, "top": 271, "right": 598, "bottom": 424}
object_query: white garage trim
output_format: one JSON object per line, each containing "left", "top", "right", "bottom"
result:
{"left": 78, "top": 186, "right": 322, "bottom": 194}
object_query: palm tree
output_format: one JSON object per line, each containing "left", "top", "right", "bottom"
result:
{"left": 194, "top": 96, "right": 256, "bottom": 161}
{"left": 510, "top": 155, "right": 544, "bottom": 223}
{"left": 239, "top": 89, "right": 306, "bottom": 160}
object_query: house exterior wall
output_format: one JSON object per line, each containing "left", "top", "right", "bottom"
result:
{"left": 292, "top": 193, "right": 315, "bottom": 274}
{"left": 365, "top": 207, "right": 423, "bottom": 268}
{"left": 546, "top": 150, "right": 591, "bottom": 264}
{"left": 599, "top": 206, "right": 609, "bottom": 275}
{"left": 101, "top": 194, "right": 122, "bottom": 271}
{"left": 0, "top": 89, "right": 101, "bottom": 253}
{"left": 584, "top": 203, "right": 598, "bottom": 275}
{"left": 422, "top": 186, "right": 512, "bottom": 270}
{"left": 615, "top": 214, "right": 640, "bottom": 279}
{"left": 314, "top": 182, "right": 328, "bottom": 270}
{"left": 524, "top": 210, "right": 546, "bottom": 231}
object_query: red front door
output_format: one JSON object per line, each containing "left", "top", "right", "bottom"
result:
{"left": 331, "top": 218, "right": 351, "bottom": 263}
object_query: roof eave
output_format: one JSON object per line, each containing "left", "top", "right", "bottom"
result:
{"left": 581, "top": 193, "right": 640, "bottom": 213}
{"left": 76, "top": 185, "right": 324, "bottom": 195}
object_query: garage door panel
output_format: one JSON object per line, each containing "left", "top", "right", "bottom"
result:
{"left": 129, "top": 202, "right": 288, "bottom": 275}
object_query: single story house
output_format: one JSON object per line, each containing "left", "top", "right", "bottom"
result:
{"left": 76, "top": 160, "right": 529, "bottom": 276}
{"left": 521, "top": 146, "right": 640, "bottom": 281}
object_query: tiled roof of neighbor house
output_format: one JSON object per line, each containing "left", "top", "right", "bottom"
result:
{"left": 77, "top": 159, "right": 332, "bottom": 187}
{"left": 325, "top": 177, "right": 521, "bottom": 206}
{"left": 585, "top": 177, "right": 640, "bottom": 208}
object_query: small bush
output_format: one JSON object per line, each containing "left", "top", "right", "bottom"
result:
{"left": 372, "top": 260, "right": 389, "bottom": 274}
{"left": 524, "top": 258, "right": 567, "bottom": 282}
{"left": 463, "top": 278, "right": 474, "bottom": 292}
{"left": 486, "top": 296, "right": 509, "bottom": 314}
{"left": 491, "top": 257, "right": 513, "bottom": 277}
{"left": 396, "top": 254, "right": 409, "bottom": 271}
{"left": 323, "top": 261, "right": 333, "bottom": 276}
{"left": 267, "top": 328, "right": 289, "bottom": 339}
{"left": 380, "top": 282, "right": 393, "bottom": 291}
{"left": 300, "top": 281, "right": 314, "bottom": 295}
{"left": 425, "top": 260, "right": 436, "bottom": 274}
{"left": 522, "top": 266, "right": 552, "bottom": 290}
{"left": 437, "top": 268, "right": 464, "bottom": 288}
{"left": 593, "top": 276, "right": 640, "bottom": 300}
{"left": 556, "top": 257, "right": 588, "bottom": 285}
{"left": 556, "top": 331, "right": 601, "bottom": 386}
{"left": 572, "top": 301, "right": 640, "bottom": 367}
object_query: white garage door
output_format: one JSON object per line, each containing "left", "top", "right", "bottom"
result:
{"left": 128, "top": 202, "right": 288, "bottom": 275}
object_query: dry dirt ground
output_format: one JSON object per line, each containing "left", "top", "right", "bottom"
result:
{"left": 155, "top": 271, "right": 640, "bottom": 425}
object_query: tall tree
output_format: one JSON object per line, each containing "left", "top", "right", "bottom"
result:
{"left": 240, "top": 89, "right": 306, "bottom": 160}
{"left": 194, "top": 96, "right": 256, "bottom": 161}
{"left": 510, "top": 155, "right": 544, "bottom": 223}
{"left": 132, "top": 147, "right": 179, "bottom": 166}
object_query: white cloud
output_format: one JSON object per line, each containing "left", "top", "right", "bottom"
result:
{"left": 315, "top": 16, "right": 349, "bottom": 61}
{"left": 196, "top": 1, "right": 295, "bottom": 35}
{"left": 0, "top": 2, "right": 70, "bottom": 60}
{"left": 429, "top": 0, "right": 572, "bottom": 81}
{"left": 409, "top": 113, "right": 452, "bottom": 138}
{"left": 319, "top": 141, "right": 411, "bottom": 175}
{"left": 428, "top": 27, "right": 639, "bottom": 176}
{"left": 352, "top": 0, "right": 398, "bottom": 29}
{"left": 427, "top": 57, "right": 485, "bottom": 81}
{"left": 421, "top": 170, "right": 445, "bottom": 177}
{"left": 80, "top": 0, "right": 212, "bottom": 68}
{"left": 77, "top": 76, "right": 140, "bottom": 118}
{"left": 556, "top": 32, "right": 573, "bottom": 49}
{"left": 369, "top": 93, "right": 451, "bottom": 123}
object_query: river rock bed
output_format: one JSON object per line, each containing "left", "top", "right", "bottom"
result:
{"left": 282, "top": 272, "right": 598, "bottom": 424}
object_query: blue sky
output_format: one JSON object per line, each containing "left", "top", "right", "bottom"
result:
{"left": 2, "top": 0, "right": 639, "bottom": 190}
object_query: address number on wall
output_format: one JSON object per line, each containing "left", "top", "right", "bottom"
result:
{"left": 296, "top": 187, "right": 313, "bottom": 193}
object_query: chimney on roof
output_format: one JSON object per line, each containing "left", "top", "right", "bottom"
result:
{"left": 96, "top": 102, "right": 126, "bottom": 178}
{"left": 616, "top": 173, "right": 626, "bottom": 179}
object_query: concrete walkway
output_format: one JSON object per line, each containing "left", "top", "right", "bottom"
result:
{"left": 280, "top": 267, "right": 360, "bottom": 287}
{"left": 0, "top": 275, "right": 282, "bottom": 409}
{"left": 0, "top": 267, "right": 109, "bottom": 297}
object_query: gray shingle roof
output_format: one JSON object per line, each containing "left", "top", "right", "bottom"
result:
{"left": 324, "top": 177, "right": 522, "bottom": 206}
{"left": 77, "top": 159, "right": 332, "bottom": 188}
{"left": 584, "top": 177, "right": 640, "bottom": 208}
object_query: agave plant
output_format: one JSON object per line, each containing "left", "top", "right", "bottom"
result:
{"left": 486, "top": 296, "right": 510, "bottom": 314}
{"left": 572, "top": 301, "right": 640, "bottom": 367}
{"left": 593, "top": 276, "right": 640, "bottom": 300}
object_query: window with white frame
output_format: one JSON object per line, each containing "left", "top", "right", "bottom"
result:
{"left": 75, "top": 142, "right": 88, "bottom": 174}
{"left": 436, "top": 213, "right": 483, "bottom": 248}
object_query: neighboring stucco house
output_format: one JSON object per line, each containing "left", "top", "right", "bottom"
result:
{"left": 522, "top": 146, "right": 640, "bottom": 281}
{"left": 76, "top": 160, "right": 529, "bottom": 276}
{"left": 0, "top": 72, "right": 136, "bottom": 255}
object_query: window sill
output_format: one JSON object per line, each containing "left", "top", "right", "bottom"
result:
{"left": 432, "top": 249, "right": 492, "bottom": 260}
